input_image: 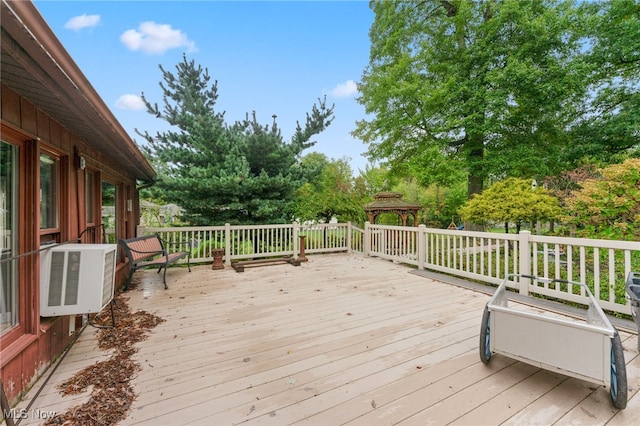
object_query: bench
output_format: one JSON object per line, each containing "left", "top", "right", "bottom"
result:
{"left": 120, "top": 234, "right": 191, "bottom": 290}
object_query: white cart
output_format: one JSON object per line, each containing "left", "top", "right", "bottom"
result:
{"left": 479, "top": 274, "right": 627, "bottom": 409}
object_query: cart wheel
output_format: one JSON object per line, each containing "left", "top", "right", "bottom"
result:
{"left": 610, "top": 331, "right": 627, "bottom": 409}
{"left": 479, "top": 305, "right": 491, "bottom": 364}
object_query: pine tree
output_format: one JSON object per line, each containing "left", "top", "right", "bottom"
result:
{"left": 137, "top": 55, "right": 334, "bottom": 225}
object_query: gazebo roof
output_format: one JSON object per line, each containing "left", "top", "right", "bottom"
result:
{"left": 364, "top": 192, "right": 422, "bottom": 211}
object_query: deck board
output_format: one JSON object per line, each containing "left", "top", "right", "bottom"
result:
{"left": 10, "top": 253, "right": 640, "bottom": 425}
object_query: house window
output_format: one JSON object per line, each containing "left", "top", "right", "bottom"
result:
{"left": 40, "top": 153, "right": 59, "bottom": 230}
{"left": 1, "top": 141, "right": 18, "bottom": 333}
{"left": 102, "top": 181, "right": 117, "bottom": 244}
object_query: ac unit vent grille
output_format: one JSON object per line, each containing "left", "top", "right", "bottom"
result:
{"left": 47, "top": 251, "right": 65, "bottom": 307}
{"left": 64, "top": 251, "right": 81, "bottom": 306}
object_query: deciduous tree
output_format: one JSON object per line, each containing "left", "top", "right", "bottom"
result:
{"left": 292, "top": 154, "right": 367, "bottom": 224}
{"left": 568, "top": 0, "right": 640, "bottom": 164}
{"left": 354, "top": 0, "right": 635, "bottom": 201}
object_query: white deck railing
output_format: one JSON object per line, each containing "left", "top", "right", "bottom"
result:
{"left": 136, "top": 222, "right": 639, "bottom": 317}
{"left": 137, "top": 222, "right": 364, "bottom": 263}
{"left": 365, "top": 223, "right": 639, "bottom": 316}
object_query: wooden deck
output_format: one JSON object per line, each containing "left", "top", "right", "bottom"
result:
{"left": 12, "top": 253, "right": 640, "bottom": 425}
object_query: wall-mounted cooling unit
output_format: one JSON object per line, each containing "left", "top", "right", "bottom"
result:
{"left": 40, "top": 244, "right": 117, "bottom": 317}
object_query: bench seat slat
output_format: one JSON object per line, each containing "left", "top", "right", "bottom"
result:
{"left": 135, "top": 252, "right": 190, "bottom": 268}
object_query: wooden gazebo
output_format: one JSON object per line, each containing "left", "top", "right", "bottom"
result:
{"left": 364, "top": 192, "right": 422, "bottom": 227}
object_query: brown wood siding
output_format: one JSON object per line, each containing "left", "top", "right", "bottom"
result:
{"left": 0, "top": 83, "right": 142, "bottom": 405}
{"left": 1, "top": 342, "right": 27, "bottom": 402}
{"left": 0, "top": 317, "right": 74, "bottom": 403}
{"left": 19, "top": 97, "right": 37, "bottom": 135}
{"left": 76, "top": 168, "right": 87, "bottom": 239}
{"left": 36, "top": 109, "right": 49, "bottom": 142}
{"left": 1, "top": 84, "right": 20, "bottom": 126}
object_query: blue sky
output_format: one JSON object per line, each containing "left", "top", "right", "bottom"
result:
{"left": 32, "top": 0, "right": 375, "bottom": 173}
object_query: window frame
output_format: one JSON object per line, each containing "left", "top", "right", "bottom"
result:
{"left": 39, "top": 149, "right": 61, "bottom": 238}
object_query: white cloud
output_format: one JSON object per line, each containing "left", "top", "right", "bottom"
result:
{"left": 115, "top": 94, "right": 145, "bottom": 111}
{"left": 330, "top": 80, "right": 358, "bottom": 98}
{"left": 64, "top": 14, "right": 101, "bottom": 31}
{"left": 120, "top": 21, "right": 197, "bottom": 55}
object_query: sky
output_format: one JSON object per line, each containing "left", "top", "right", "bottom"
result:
{"left": 32, "top": 0, "right": 376, "bottom": 173}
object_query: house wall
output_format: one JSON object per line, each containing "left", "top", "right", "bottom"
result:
{"left": 0, "top": 83, "right": 140, "bottom": 404}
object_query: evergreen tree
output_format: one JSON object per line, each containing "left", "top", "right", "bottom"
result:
{"left": 137, "top": 55, "right": 334, "bottom": 225}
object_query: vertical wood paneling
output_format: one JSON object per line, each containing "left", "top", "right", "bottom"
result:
{"left": 1, "top": 84, "right": 21, "bottom": 126}
{"left": 49, "top": 119, "right": 62, "bottom": 148}
{"left": 20, "top": 97, "right": 37, "bottom": 135}
{"left": 36, "top": 109, "right": 50, "bottom": 141}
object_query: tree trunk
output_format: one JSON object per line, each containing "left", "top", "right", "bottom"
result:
{"left": 465, "top": 135, "right": 484, "bottom": 231}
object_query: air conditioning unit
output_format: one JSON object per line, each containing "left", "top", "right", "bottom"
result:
{"left": 40, "top": 244, "right": 117, "bottom": 317}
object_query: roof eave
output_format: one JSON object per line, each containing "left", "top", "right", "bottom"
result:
{"left": 1, "top": 0, "right": 156, "bottom": 182}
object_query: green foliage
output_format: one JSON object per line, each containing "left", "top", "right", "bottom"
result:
{"left": 300, "top": 228, "right": 347, "bottom": 248}
{"left": 567, "top": 0, "right": 640, "bottom": 165}
{"left": 292, "top": 154, "right": 367, "bottom": 224}
{"left": 355, "top": 0, "right": 639, "bottom": 200}
{"left": 419, "top": 181, "right": 468, "bottom": 228}
{"left": 562, "top": 159, "right": 640, "bottom": 240}
{"left": 137, "top": 55, "right": 334, "bottom": 225}
{"left": 358, "top": 164, "right": 397, "bottom": 196}
{"left": 459, "top": 177, "right": 562, "bottom": 232}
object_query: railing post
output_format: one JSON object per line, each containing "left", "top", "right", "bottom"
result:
{"left": 346, "top": 222, "right": 352, "bottom": 253}
{"left": 136, "top": 225, "right": 144, "bottom": 237}
{"left": 224, "top": 223, "right": 231, "bottom": 266}
{"left": 418, "top": 224, "right": 426, "bottom": 270}
{"left": 293, "top": 222, "right": 300, "bottom": 259}
{"left": 364, "top": 221, "right": 371, "bottom": 257}
{"left": 519, "top": 230, "right": 531, "bottom": 295}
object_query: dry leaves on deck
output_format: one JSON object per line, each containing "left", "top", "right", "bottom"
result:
{"left": 44, "top": 293, "right": 164, "bottom": 426}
